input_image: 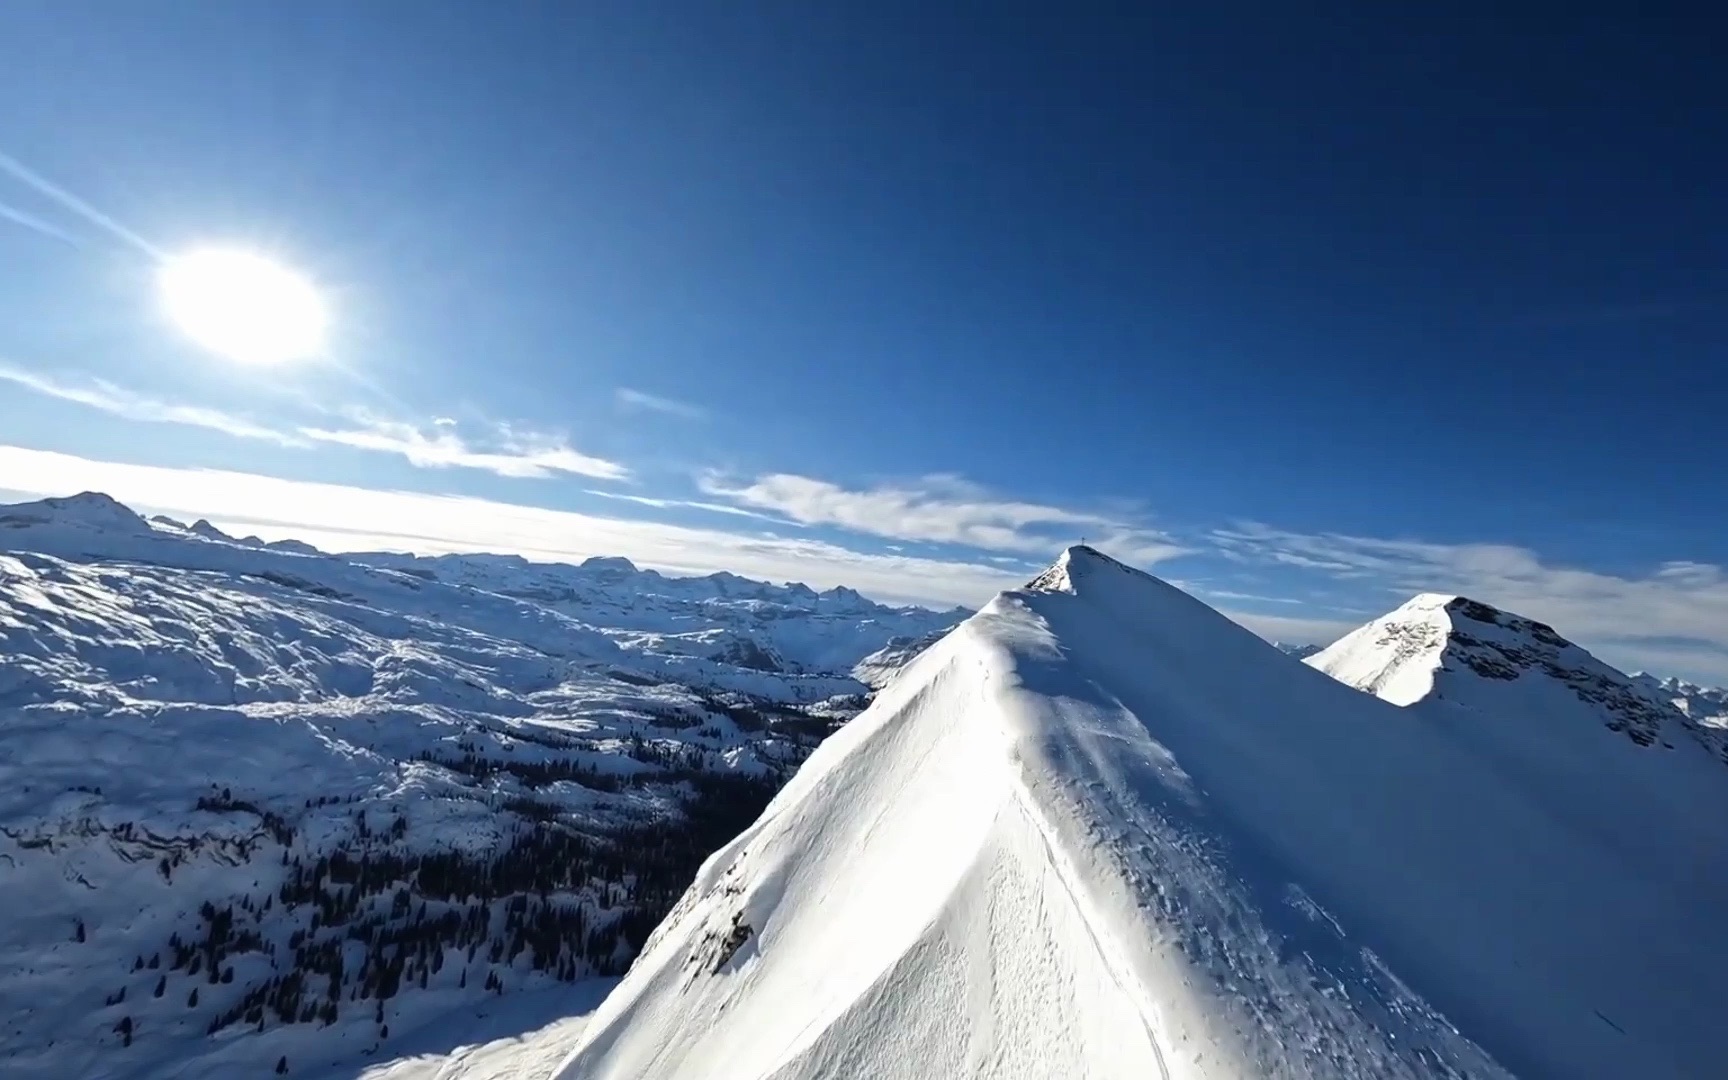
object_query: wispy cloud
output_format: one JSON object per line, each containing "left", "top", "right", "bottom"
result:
{"left": 700, "top": 472, "right": 1189, "bottom": 564}
{"left": 580, "top": 488, "right": 796, "bottom": 524}
{"left": 0, "top": 150, "right": 163, "bottom": 258}
{"left": 615, "top": 387, "right": 706, "bottom": 420}
{"left": 0, "top": 201, "right": 80, "bottom": 247}
{"left": 1195, "top": 587, "right": 1304, "bottom": 605}
{"left": 300, "top": 413, "right": 629, "bottom": 481}
{"left": 1213, "top": 523, "right": 1728, "bottom": 679}
{"left": 0, "top": 363, "right": 305, "bottom": 445}
{"left": 0, "top": 445, "right": 1014, "bottom": 609}
{"left": 0, "top": 363, "right": 629, "bottom": 483}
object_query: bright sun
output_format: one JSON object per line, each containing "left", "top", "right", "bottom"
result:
{"left": 158, "top": 247, "right": 328, "bottom": 365}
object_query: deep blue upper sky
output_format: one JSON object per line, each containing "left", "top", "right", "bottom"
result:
{"left": 0, "top": 5, "right": 1723, "bottom": 677}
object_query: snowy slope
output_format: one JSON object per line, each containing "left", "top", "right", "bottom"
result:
{"left": 0, "top": 492, "right": 933, "bottom": 1079}
{"left": 547, "top": 547, "right": 1728, "bottom": 1080}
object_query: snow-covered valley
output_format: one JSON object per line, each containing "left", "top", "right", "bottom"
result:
{"left": 0, "top": 492, "right": 961, "bottom": 1079}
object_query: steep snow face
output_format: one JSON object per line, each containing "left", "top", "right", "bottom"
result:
{"left": 1301, "top": 593, "right": 1459, "bottom": 707}
{"left": 549, "top": 547, "right": 1728, "bottom": 1080}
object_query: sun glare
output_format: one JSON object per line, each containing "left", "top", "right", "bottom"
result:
{"left": 158, "top": 247, "right": 327, "bottom": 365}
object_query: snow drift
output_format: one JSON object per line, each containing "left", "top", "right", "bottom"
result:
{"left": 552, "top": 547, "right": 1728, "bottom": 1080}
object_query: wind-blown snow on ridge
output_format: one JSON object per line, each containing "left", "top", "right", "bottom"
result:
{"left": 550, "top": 546, "right": 1728, "bottom": 1079}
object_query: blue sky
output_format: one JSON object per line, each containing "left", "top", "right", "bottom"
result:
{"left": 0, "top": 6, "right": 1724, "bottom": 679}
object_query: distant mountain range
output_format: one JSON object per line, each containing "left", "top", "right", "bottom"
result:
{"left": 1630, "top": 672, "right": 1728, "bottom": 730}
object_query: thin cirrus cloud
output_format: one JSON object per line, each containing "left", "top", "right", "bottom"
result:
{"left": 299, "top": 413, "right": 628, "bottom": 481}
{"left": 615, "top": 387, "right": 706, "bottom": 420}
{"left": 0, "top": 200, "right": 81, "bottom": 247}
{"left": 580, "top": 488, "right": 800, "bottom": 525}
{"left": 0, "top": 149, "right": 164, "bottom": 258}
{"left": 1212, "top": 522, "right": 1728, "bottom": 679}
{"left": 0, "top": 362, "right": 627, "bottom": 482}
{"left": 699, "top": 471, "right": 1189, "bottom": 564}
{"left": 0, "top": 361, "right": 308, "bottom": 446}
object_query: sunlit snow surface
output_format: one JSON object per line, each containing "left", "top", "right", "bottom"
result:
{"left": 549, "top": 548, "right": 1728, "bottom": 1080}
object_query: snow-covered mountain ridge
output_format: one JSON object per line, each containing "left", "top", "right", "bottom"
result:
{"left": 0, "top": 492, "right": 963, "bottom": 1079}
{"left": 1308, "top": 592, "right": 1728, "bottom": 766}
{"left": 544, "top": 547, "right": 1728, "bottom": 1080}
